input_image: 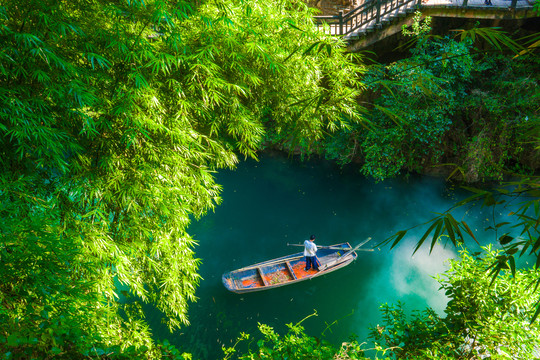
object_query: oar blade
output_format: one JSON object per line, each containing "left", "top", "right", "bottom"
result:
{"left": 355, "top": 237, "right": 372, "bottom": 250}
{"left": 319, "top": 238, "right": 372, "bottom": 271}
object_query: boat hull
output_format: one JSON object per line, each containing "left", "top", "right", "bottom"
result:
{"left": 222, "top": 242, "right": 357, "bottom": 293}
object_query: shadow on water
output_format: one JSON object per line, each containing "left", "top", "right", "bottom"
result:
{"left": 145, "top": 152, "right": 513, "bottom": 359}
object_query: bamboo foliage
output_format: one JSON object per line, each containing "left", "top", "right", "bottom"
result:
{"left": 0, "top": 0, "right": 367, "bottom": 357}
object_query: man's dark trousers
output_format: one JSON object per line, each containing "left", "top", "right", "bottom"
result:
{"left": 305, "top": 256, "right": 319, "bottom": 271}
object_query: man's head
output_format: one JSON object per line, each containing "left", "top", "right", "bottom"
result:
{"left": 309, "top": 235, "right": 316, "bottom": 241}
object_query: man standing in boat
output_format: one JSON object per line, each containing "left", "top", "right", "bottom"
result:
{"left": 304, "top": 235, "right": 320, "bottom": 271}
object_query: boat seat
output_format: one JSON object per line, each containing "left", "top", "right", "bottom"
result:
{"left": 285, "top": 261, "right": 297, "bottom": 280}
{"left": 256, "top": 267, "right": 269, "bottom": 286}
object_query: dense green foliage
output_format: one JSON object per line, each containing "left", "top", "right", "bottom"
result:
{"left": 323, "top": 18, "right": 539, "bottom": 182}
{"left": 358, "top": 13, "right": 540, "bottom": 359}
{"left": 223, "top": 313, "right": 367, "bottom": 360}
{"left": 0, "top": 0, "right": 365, "bottom": 358}
{"left": 370, "top": 247, "right": 540, "bottom": 359}
{"left": 1, "top": 0, "right": 539, "bottom": 358}
{"left": 227, "top": 247, "right": 540, "bottom": 360}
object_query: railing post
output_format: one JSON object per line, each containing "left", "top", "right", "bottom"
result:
{"left": 376, "top": 0, "right": 381, "bottom": 25}
{"left": 510, "top": 0, "right": 517, "bottom": 8}
{"left": 339, "top": 10, "right": 344, "bottom": 35}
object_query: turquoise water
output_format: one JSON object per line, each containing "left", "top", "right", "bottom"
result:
{"left": 148, "top": 152, "right": 502, "bottom": 359}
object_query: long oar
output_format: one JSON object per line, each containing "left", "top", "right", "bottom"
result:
{"left": 349, "top": 237, "right": 372, "bottom": 252}
{"left": 319, "top": 237, "right": 372, "bottom": 271}
{"left": 287, "top": 243, "right": 373, "bottom": 251}
{"left": 341, "top": 237, "right": 372, "bottom": 258}
{"left": 287, "top": 243, "right": 345, "bottom": 250}
{"left": 238, "top": 254, "right": 304, "bottom": 271}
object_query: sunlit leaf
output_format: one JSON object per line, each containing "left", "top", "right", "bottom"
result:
{"left": 531, "top": 300, "right": 540, "bottom": 324}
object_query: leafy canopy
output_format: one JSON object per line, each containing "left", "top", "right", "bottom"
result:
{"left": 324, "top": 14, "right": 538, "bottom": 182}
{"left": 0, "top": 0, "right": 366, "bottom": 357}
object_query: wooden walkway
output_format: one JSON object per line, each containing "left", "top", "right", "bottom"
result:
{"left": 314, "top": 0, "right": 537, "bottom": 44}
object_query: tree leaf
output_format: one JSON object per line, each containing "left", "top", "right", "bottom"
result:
{"left": 390, "top": 230, "right": 407, "bottom": 250}
{"left": 499, "top": 234, "right": 513, "bottom": 246}
{"left": 531, "top": 300, "right": 540, "bottom": 324}
{"left": 460, "top": 220, "right": 477, "bottom": 243}
{"left": 414, "top": 219, "right": 440, "bottom": 255}
{"left": 430, "top": 220, "right": 443, "bottom": 254}
{"left": 509, "top": 255, "right": 516, "bottom": 279}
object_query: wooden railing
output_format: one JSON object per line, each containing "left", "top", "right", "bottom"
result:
{"left": 314, "top": 0, "right": 419, "bottom": 36}
{"left": 314, "top": 0, "right": 532, "bottom": 37}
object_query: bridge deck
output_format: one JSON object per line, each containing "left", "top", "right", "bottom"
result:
{"left": 315, "top": 0, "right": 536, "bottom": 40}
{"left": 424, "top": 0, "right": 531, "bottom": 7}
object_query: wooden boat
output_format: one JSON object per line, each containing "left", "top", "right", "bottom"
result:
{"left": 222, "top": 242, "right": 361, "bottom": 293}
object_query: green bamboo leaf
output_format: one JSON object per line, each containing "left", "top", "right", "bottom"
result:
{"left": 516, "top": 37, "right": 540, "bottom": 58}
{"left": 499, "top": 234, "right": 513, "bottom": 245}
{"left": 303, "top": 42, "right": 320, "bottom": 56}
{"left": 483, "top": 193, "right": 496, "bottom": 207}
{"left": 509, "top": 255, "right": 516, "bottom": 279}
{"left": 454, "top": 192, "right": 486, "bottom": 207}
{"left": 530, "top": 300, "right": 540, "bottom": 324}
{"left": 286, "top": 21, "right": 303, "bottom": 32}
{"left": 461, "top": 186, "right": 488, "bottom": 194}
{"left": 430, "top": 220, "right": 443, "bottom": 254}
{"left": 413, "top": 220, "right": 440, "bottom": 255}
{"left": 390, "top": 230, "right": 407, "bottom": 250}
{"left": 489, "top": 261, "right": 503, "bottom": 287}
{"left": 460, "top": 221, "right": 477, "bottom": 243}
{"left": 447, "top": 214, "right": 463, "bottom": 241}
{"left": 445, "top": 165, "right": 465, "bottom": 181}
{"left": 495, "top": 222, "right": 511, "bottom": 229}
{"left": 313, "top": 94, "right": 325, "bottom": 114}
{"left": 520, "top": 240, "right": 531, "bottom": 257}
{"left": 454, "top": 27, "right": 523, "bottom": 53}
{"left": 530, "top": 236, "right": 540, "bottom": 255}
{"left": 533, "top": 277, "right": 540, "bottom": 292}
{"left": 283, "top": 46, "right": 302, "bottom": 63}
{"left": 443, "top": 217, "right": 456, "bottom": 246}
{"left": 372, "top": 104, "right": 407, "bottom": 126}
{"left": 507, "top": 246, "right": 518, "bottom": 256}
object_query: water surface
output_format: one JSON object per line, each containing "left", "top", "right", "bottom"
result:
{"left": 150, "top": 152, "right": 500, "bottom": 359}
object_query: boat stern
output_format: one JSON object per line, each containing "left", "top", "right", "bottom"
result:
{"left": 222, "top": 273, "right": 238, "bottom": 292}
